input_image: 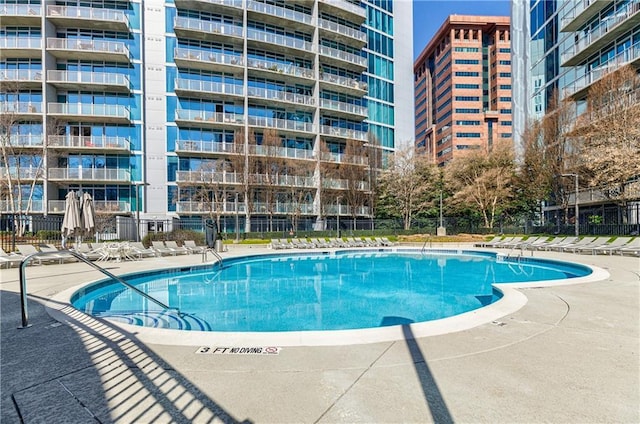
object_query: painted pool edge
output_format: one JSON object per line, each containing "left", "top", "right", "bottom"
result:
{"left": 46, "top": 249, "right": 610, "bottom": 347}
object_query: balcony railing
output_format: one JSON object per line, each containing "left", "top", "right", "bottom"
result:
{"left": 320, "top": 98, "right": 367, "bottom": 116}
{"left": 320, "top": 125, "right": 368, "bottom": 141}
{"left": 47, "top": 5, "right": 129, "bottom": 27}
{"left": 7, "top": 135, "right": 43, "bottom": 147}
{"left": 561, "top": 1, "right": 640, "bottom": 65}
{"left": 174, "top": 47, "right": 244, "bottom": 67}
{"left": 176, "top": 201, "right": 245, "bottom": 214}
{"left": 247, "top": 28, "right": 313, "bottom": 53}
{"left": 246, "top": 0, "right": 313, "bottom": 25}
{"left": 48, "top": 167, "right": 131, "bottom": 181}
{"left": 0, "top": 3, "right": 42, "bottom": 17}
{"left": 0, "top": 69, "right": 43, "bottom": 83}
{"left": 0, "top": 167, "right": 44, "bottom": 179}
{"left": 319, "top": 45, "right": 367, "bottom": 67}
{"left": 318, "top": 0, "right": 366, "bottom": 19}
{"left": 175, "top": 78, "right": 244, "bottom": 96}
{"left": 49, "top": 199, "right": 130, "bottom": 213}
{"left": 247, "top": 144, "right": 314, "bottom": 160}
{"left": 175, "top": 0, "right": 243, "bottom": 9}
{"left": 174, "top": 16, "right": 243, "bottom": 38}
{"left": 247, "top": 87, "right": 315, "bottom": 106}
{"left": 48, "top": 103, "right": 131, "bottom": 120}
{"left": 0, "top": 102, "right": 42, "bottom": 114}
{"left": 0, "top": 200, "right": 44, "bottom": 213}
{"left": 320, "top": 72, "right": 368, "bottom": 91}
{"left": 0, "top": 37, "right": 42, "bottom": 49}
{"left": 564, "top": 43, "right": 640, "bottom": 98}
{"left": 246, "top": 57, "right": 314, "bottom": 79}
{"left": 176, "top": 139, "right": 243, "bottom": 154}
{"left": 47, "top": 70, "right": 130, "bottom": 88}
{"left": 318, "top": 18, "right": 366, "bottom": 43}
{"left": 322, "top": 178, "right": 370, "bottom": 191}
{"left": 175, "top": 110, "right": 245, "bottom": 125}
{"left": 47, "top": 38, "right": 130, "bottom": 58}
{"left": 247, "top": 115, "right": 314, "bottom": 133}
{"left": 250, "top": 173, "right": 315, "bottom": 188}
{"left": 252, "top": 202, "right": 315, "bottom": 214}
{"left": 48, "top": 135, "right": 130, "bottom": 150}
{"left": 176, "top": 170, "right": 240, "bottom": 184}
{"left": 319, "top": 151, "right": 368, "bottom": 165}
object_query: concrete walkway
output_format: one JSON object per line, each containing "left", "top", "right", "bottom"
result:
{"left": 1, "top": 244, "right": 638, "bottom": 423}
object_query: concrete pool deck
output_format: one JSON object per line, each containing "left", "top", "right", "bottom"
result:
{"left": 1, "top": 244, "right": 638, "bottom": 423}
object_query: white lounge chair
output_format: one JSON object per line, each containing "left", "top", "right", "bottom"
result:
{"left": 164, "top": 241, "right": 191, "bottom": 255}
{"left": 184, "top": 240, "right": 207, "bottom": 254}
{"left": 151, "top": 241, "right": 178, "bottom": 256}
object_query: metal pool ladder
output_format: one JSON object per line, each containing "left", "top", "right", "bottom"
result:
{"left": 18, "top": 250, "right": 180, "bottom": 329}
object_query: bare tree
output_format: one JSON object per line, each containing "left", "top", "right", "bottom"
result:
{"left": 377, "top": 145, "right": 436, "bottom": 230}
{"left": 338, "top": 138, "right": 369, "bottom": 230}
{"left": 253, "top": 128, "right": 285, "bottom": 231}
{"left": 573, "top": 65, "right": 640, "bottom": 217}
{"left": 190, "top": 159, "right": 232, "bottom": 231}
{"left": 445, "top": 140, "right": 515, "bottom": 229}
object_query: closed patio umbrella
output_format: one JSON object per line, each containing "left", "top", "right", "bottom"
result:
{"left": 61, "top": 191, "right": 81, "bottom": 249}
{"left": 81, "top": 192, "right": 96, "bottom": 239}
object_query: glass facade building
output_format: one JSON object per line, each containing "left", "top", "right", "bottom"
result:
{"left": 1, "top": 0, "right": 413, "bottom": 227}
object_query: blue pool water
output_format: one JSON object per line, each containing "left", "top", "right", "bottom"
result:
{"left": 71, "top": 250, "right": 591, "bottom": 332}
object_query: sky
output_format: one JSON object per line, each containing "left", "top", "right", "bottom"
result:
{"left": 413, "top": 0, "right": 512, "bottom": 59}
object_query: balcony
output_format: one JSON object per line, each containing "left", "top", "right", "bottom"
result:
{"left": 0, "top": 69, "right": 42, "bottom": 89}
{"left": 48, "top": 167, "right": 131, "bottom": 183}
{"left": 319, "top": 151, "right": 368, "bottom": 166}
{"left": 0, "top": 102, "right": 43, "bottom": 118}
{"left": 318, "top": 18, "right": 366, "bottom": 47}
{"left": 0, "top": 3, "right": 42, "bottom": 25}
{"left": 319, "top": 72, "right": 368, "bottom": 95}
{"left": 247, "top": 87, "right": 315, "bottom": 110}
{"left": 48, "top": 103, "right": 131, "bottom": 123}
{"left": 175, "top": 110, "right": 245, "bottom": 129}
{"left": 246, "top": 29, "right": 314, "bottom": 57}
{"left": 317, "top": 0, "right": 366, "bottom": 23}
{"left": 47, "top": 70, "right": 130, "bottom": 92}
{"left": 250, "top": 173, "right": 315, "bottom": 188}
{"left": 174, "top": 78, "right": 244, "bottom": 101}
{"left": 173, "top": 0, "right": 243, "bottom": 15}
{"left": 0, "top": 199, "right": 45, "bottom": 213}
{"left": 176, "top": 200, "right": 245, "bottom": 214}
{"left": 174, "top": 47, "right": 244, "bottom": 74}
{"left": 47, "top": 38, "right": 130, "bottom": 62}
{"left": 246, "top": 1, "right": 313, "bottom": 30}
{"left": 247, "top": 144, "right": 314, "bottom": 161}
{"left": 174, "top": 16, "right": 243, "bottom": 44}
{"left": 322, "top": 178, "right": 370, "bottom": 191}
{"left": 252, "top": 201, "right": 315, "bottom": 215}
{"left": 247, "top": 115, "right": 314, "bottom": 135}
{"left": 175, "top": 139, "right": 243, "bottom": 156}
{"left": 319, "top": 45, "right": 367, "bottom": 71}
{"left": 246, "top": 57, "right": 315, "bottom": 82}
{"left": 561, "top": 2, "right": 640, "bottom": 67}
{"left": 47, "top": 5, "right": 130, "bottom": 31}
{"left": 48, "top": 136, "right": 131, "bottom": 152}
{"left": 561, "top": 0, "right": 614, "bottom": 32}
{"left": 5, "top": 135, "right": 44, "bottom": 149}
{"left": 49, "top": 199, "right": 130, "bottom": 213}
{"left": 320, "top": 98, "right": 367, "bottom": 119}
{"left": 0, "top": 167, "right": 44, "bottom": 180}
{"left": 564, "top": 43, "right": 640, "bottom": 99}
{"left": 176, "top": 170, "right": 240, "bottom": 184}
{"left": 320, "top": 125, "right": 368, "bottom": 141}
{"left": 0, "top": 37, "right": 42, "bottom": 59}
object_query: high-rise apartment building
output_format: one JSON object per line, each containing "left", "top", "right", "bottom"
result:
{"left": 413, "top": 15, "right": 512, "bottom": 166}
{"left": 0, "top": 0, "right": 413, "bottom": 230}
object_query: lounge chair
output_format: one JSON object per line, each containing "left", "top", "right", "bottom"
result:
{"left": 377, "top": 237, "right": 394, "bottom": 246}
{"left": 164, "top": 241, "right": 191, "bottom": 255}
{"left": 495, "top": 237, "right": 524, "bottom": 249}
{"left": 576, "top": 237, "right": 631, "bottom": 255}
{"left": 475, "top": 236, "right": 502, "bottom": 247}
{"left": 73, "top": 243, "right": 105, "bottom": 261}
{"left": 529, "top": 236, "right": 563, "bottom": 250}
{"left": 539, "top": 236, "right": 579, "bottom": 251}
{"left": 615, "top": 238, "right": 640, "bottom": 256}
{"left": 557, "top": 237, "right": 600, "bottom": 253}
{"left": 310, "top": 238, "right": 331, "bottom": 248}
{"left": 278, "top": 239, "right": 295, "bottom": 249}
{"left": 151, "top": 241, "right": 179, "bottom": 256}
{"left": 184, "top": 240, "right": 207, "bottom": 254}
{"left": 519, "top": 237, "right": 552, "bottom": 250}
{"left": 328, "top": 238, "right": 347, "bottom": 248}
{"left": 129, "top": 242, "right": 158, "bottom": 258}
{"left": 270, "top": 239, "right": 284, "bottom": 249}
{"left": 346, "top": 237, "right": 365, "bottom": 247}
{"left": 0, "top": 248, "right": 25, "bottom": 268}
{"left": 363, "top": 237, "right": 379, "bottom": 247}
{"left": 291, "top": 238, "right": 313, "bottom": 248}
{"left": 39, "top": 243, "right": 79, "bottom": 263}
{"left": 16, "top": 244, "right": 63, "bottom": 264}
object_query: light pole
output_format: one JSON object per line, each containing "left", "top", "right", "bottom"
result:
{"left": 561, "top": 173, "right": 579, "bottom": 236}
{"left": 133, "top": 182, "right": 148, "bottom": 242}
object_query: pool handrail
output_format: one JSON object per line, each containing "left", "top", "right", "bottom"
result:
{"left": 18, "top": 250, "right": 179, "bottom": 329}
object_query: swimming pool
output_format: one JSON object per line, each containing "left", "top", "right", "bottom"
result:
{"left": 71, "top": 249, "right": 593, "bottom": 335}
